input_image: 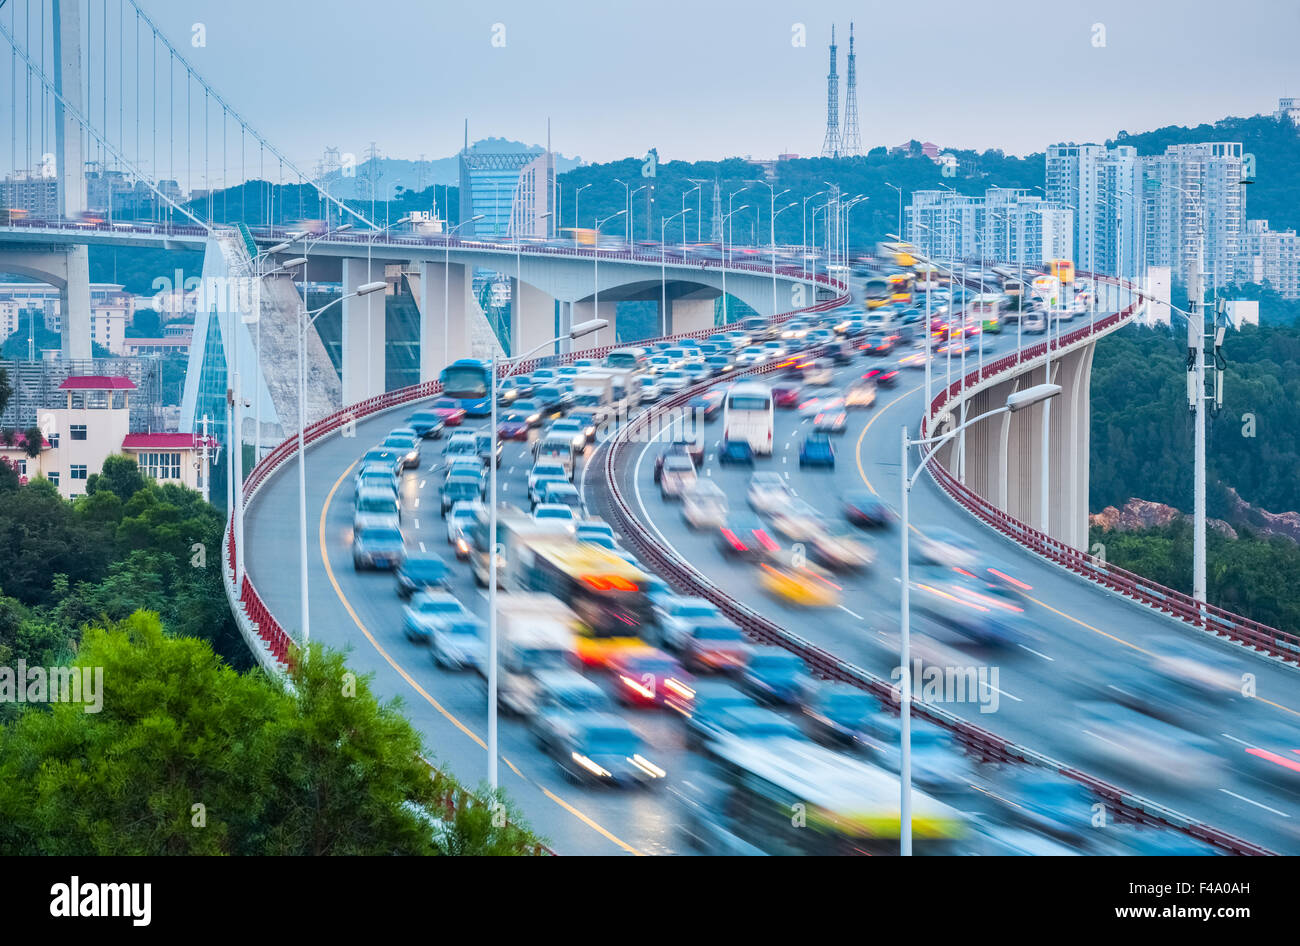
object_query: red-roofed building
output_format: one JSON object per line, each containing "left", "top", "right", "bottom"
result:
{"left": 3, "top": 376, "right": 213, "bottom": 501}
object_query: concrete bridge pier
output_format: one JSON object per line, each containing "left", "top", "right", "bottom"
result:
{"left": 341, "top": 257, "right": 388, "bottom": 402}
{"left": 572, "top": 300, "right": 619, "bottom": 350}
{"left": 670, "top": 294, "right": 717, "bottom": 336}
{"left": 412, "top": 259, "right": 474, "bottom": 382}
{"left": 510, "top": 278, "right": 560, "bottom": 358}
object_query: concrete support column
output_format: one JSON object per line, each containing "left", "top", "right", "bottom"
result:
{"left": 572, "top": 300, "right": 618, "bottom": 351}
{"left": 342, "top": 257, "right": 387, "bottom": 402}
{"left": 510, "top": 279, "right": 559, "bottom": 358}
{"left": 60, "top": 244, "right": 91, "bottom": 361}
{"left": 557, "top": 301, "right": 574, "bottom": 355}
{"left": 415, "top": 258, "right": 472, "bottom": 382}
{"left": 670, "top": 297, "right": 716, "bottom": 336}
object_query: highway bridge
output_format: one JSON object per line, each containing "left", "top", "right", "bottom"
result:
{"left": 228, "top": 266, "right": 1298, "bottom": 855}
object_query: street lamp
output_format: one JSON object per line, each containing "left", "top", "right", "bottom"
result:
{"left": 721, "top": 204, "right": 749, "bottom": 324}
{"left": 686, "top": 179, "right": 708, "bottom": 243}
{"left": 661, "top": 208, "right": 692, "bottom": 335}
{"left": 843, "top": 196, "right": 869, "bottom": 279}
{"left": 487, "top": 316, "right": 609, "bottom": 788}
{"left": 574, "top": 183, "right": 593, "bottom": 245}
{"left": 288, "top": 277, "right": 387, "bottom": 657}
{"left": 747, "top": 180, "right": 791, "bottom": 315}
{"left": 885, "top": 182, "right": 904, "bottom": 243}
{"left": 593, "top": 210, "right": 628, "bottom": 347}
{"left": 801, "top": 190, "right": 826, "bottom": 276}
{"left": 898, "top": 382, "right": 1061, "bottom": 855}
{"left": 772, "top": 201, "right": 799, "bottom": 314}
{"left": 727, "top": 187, "right": 749, "bottom": 266}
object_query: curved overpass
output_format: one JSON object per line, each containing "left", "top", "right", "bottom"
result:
{"left": 225, "top": 276, "right": 848, "bottom": 855}
{"left": 598, "top": 273, "right": 1296, "bottom": 855}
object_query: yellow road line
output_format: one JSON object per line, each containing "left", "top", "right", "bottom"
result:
{"left": 317, "top": 457, "right": 644, "bottom": 854}
{"left": 853, "top": 378, "right": 1300, "bottom": 720}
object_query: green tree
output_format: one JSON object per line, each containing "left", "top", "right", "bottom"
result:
{"left": 0, "top": 366, "right": 12, "bottom": 417}
{"left": 22, "top": 425, "right": 44, "bottom": 460}
{"left": 86, "top": 454, "right": 147, "bottom": 500}
{"left": 0, "top": 614, "right": 545, "bottom": 855}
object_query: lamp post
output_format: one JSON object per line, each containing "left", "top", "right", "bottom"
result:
{"left": 894, "top": 232, "right": 965, "bottom": 438}
{"left": 629, "top": 185, "right": 647, "bottom": 246}
{"left": 593, "top": 210, "right": 628, "bottom": 347}
{"left": 802, "top": 190, "right": 825, "bottom": 276}
{"left": 898, "top": 382, "right": 1061, "bottom": 854}
{"left": 746, "top": 180, "right": 790, "bottom": 314}
{"left": 885, "top": 182, "right": 903, "bottom": 244}
{"left": 442, "top": 215, "right": 485, "bottom": 369}
{"left": 721, "top": 204, "right": 749, "bottom": 325}
{"left": 843, "top": 196, "right": 869, "bottom": 281}
{"left": 683, "top": 182, "right": 703, "bottom": 244}
{"left": 574, "top": 183, "right": 592, "bottom": 246}
{"left": 772, "top": 201, "right": 798, "bottom": 315}
{"left": 727, "top": 187, "right": 749, "bottom": 266}
{"left": 661, "top": 208, "right": 692, "bottom": 335}
{"left": 487, "top": 316, "right": 609, "bottom": 788}
{"left": 287, "top": 278, "right": 387, "bottom": 655}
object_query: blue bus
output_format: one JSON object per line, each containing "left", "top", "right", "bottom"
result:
{"left": 438, "top": 359, "right": 493, "bottom": 416}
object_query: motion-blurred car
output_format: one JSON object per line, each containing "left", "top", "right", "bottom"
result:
{"left": 428, "top": 397, "right": 467, "bottom": 427}
{"left": 798, "top": 433, "right": 836, "bottom": 469}
{"left": 813, "top": 409, "right": 848, "bottom": 434}
{"left": 402, "top": 590, "right": 467, "bottom": 643}
{"left": 682, "top": 682, "right": 761, "bottom": 748}
{"left": 533, "top": 503, "right": 579, "bottom": 532}
{"left": 845, "top": 380, "right": 877, "bottom": 408}
{"left": 652, "top": 444, "right": 690, "bottom": 484}
{"left": 352, "top": 523, "right": 406, "bottom": 571}
{"left": 496, "top": 412, "right": 531, "bottom": 441}
{"left": 772, "top": 385, "right": 802, "bottom": 408}
{"left": 717, "top": 439, "right": 755, "bottom": 466}
{"left": 442, "top": 432, "right": 479, "bottom": 460}
{"left": 530, "top": 670, "right": 617, "bottom": 749}
{"left": 656, "top": 596, "right": 723, "bottom": 650}
{"left": 747, "top": 471, "right": 793, "bottom": 514}
{"left": 705, "top": 705, "right": 805, "bottom": 742}
{"left": 910, "top": 575, "right": 1033, "bottom": 647}
{"left": 607, "top": 649, "right": 696, "bottom": 713}
{"left": 759, "top": 560, "right": 840, "bottom": 607}
{"left": 544, "top": 712, "right": 667, "bottom": 787}
{"left": 395, "top": 552, "right": 452, "bottom": 599}
{"left": 862, "top": 334, "right": 896, "bottom": 356}
{"left": 406, "top": 410, "right": 446, "bottom": 439}
{"left": 688, "top": 391, "right": 724, "bottom": 421}
{"left": 800, "top": 683, "right": 886, "bottom": 752}
{"left": 806, "top": 522, "right": 874, "bottom": 571}
{"left": 862, "top": 368, "right": 898, "bottom": 387}
{"left": 843, "top": 491, "right": 895, "bottom": 527}
{"left": 509, "top": 398, "right": 545, "bottom": 428}
{"left": 867, "top": 715, "right": 979, "bottom": 797}
{"left": 359, "top": 447, "right": 404, "bottom": 478}
{"left": 440, "top": 473, "right": 483, "bottom": 515}
{"left": 768, "top": 499, "right": 824, "bottom": 542}
{"left": 738, "top": 647, "right": 815, "bottom": 707}
{"left": 916, "top": 527, "right": 979, "bottom": 566}
{"left": 678, "top": 622, "right": 754, "bottom": 674}
{"left": 547, "top": 417, "right": 589, "bottom": 450}
{"left": 431, "top": 614, "right": 486, "bottom": 670}
{"left": 353, "top": 488, "right": 402, "bottom": 532}
{"left": 716, "top": 513, "right": 780, "bottom": 560}
{"left": 898, "top": 352, "right": 927, "bottom": 369}
{"left": 660, "top": 454, "right": 698, "bottom": 499}
{"left": 1069, "top": 701, "right": 1223, "bottom": 790}
{"left": 382, "top": 428, "right": 423, "bottom": 469}
{"left": 682, "top": 480, "right": 729, "bottom": 529}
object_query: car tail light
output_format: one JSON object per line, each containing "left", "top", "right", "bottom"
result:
{"left": 721, "top": 528, "right": 748, "bottom": 552}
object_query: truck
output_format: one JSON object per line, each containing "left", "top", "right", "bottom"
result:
{"left": 470, "top": 507, "right": 571, "bottom": 589}
{"left": 571, "top": 370, "right": 615, "bottom": 410}
{"left": 474, "top": 592, "right": 579, "bottom": 716}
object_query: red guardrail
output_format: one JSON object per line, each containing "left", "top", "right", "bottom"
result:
{"left": 593, "top": 278, "right": 1274, "bottom": 856}
{"left": 920, "top": 275, "right": 1300, "bottom": 666}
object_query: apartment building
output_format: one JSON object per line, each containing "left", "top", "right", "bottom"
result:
{"left": 905, "top": 188, "right": 1072, "bottom": 266}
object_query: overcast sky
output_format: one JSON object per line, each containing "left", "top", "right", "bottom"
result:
{"left": 132, "top": 0, "right": 1300, "bottom": 168}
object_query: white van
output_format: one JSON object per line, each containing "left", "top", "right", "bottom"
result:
{"left": 532, "top": 433, "right": 576, "bottom": 476}
{"left": 723, "top": 381, "right": 775, "bottom": 456}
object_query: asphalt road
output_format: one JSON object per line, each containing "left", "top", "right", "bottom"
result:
{"left": 608, "top": 325, "right": 1300, "bottom": 853}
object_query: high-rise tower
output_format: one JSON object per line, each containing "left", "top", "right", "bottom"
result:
{"left": 821, "top": 26, "right": 840, "bottom": 158}
{"left": 841, "top": 23, "right": 861, "bottom": 156}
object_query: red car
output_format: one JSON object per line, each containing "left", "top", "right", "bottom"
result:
{"left": 863, "top": 369, "right": 899, "bottom": 388}
{"left": 430, "top": 397, "right": 466, "bottom": 427}
{"left": 772, "top": 385, "right": 802, "bottom": 408}
{"left": 497, "top": 413, "right": 530, "bottom": 440}
{"left": 606, "top": 649, "right": 695, "bottom": 713}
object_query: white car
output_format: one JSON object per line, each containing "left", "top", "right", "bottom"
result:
{"left": 735, "top": 346, "right": 768, "bottom": 366}
{"left": 659, "top": 454, "right": 698, "bottom": 499}
{"left": 445, "top": 501, "right": 482, "bottom": 551}
{"left": 769, "top": 499, "right": 824, "bottom": 542}
{"left": 682, "top": 481, "right": 729, "bottom": 530}
{"left": 916, "top": 527, "right": 980, "bottom": 567}
{"left": 655, "top": 595, "right": 724, "bottom": 652}
{"left": 444, "top": 455, "right": 485, "bottom": 483}
{"left": 659, "top": 369, "right": 690, "bottom": 393}
{"left": 747, "top": 472, "right": 794, "bottom": 514}
{"left": 639, "top": 379, "right": 662, "bottom": 401}
{"left": 845, "top": 380, "right": 877, "bottom": 408}
{"left": 431, "top": 614, "right": 486, "bottom": 670}
{"left": 529, "top": 462, "right": 571, "bottom": 493}
{"left": 533, "top": 504, "right": 577, "bottom": 532}
{"left": 403, "top": 591, "right": 469, "bottom": 643}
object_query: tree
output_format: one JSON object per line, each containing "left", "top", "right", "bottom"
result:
{"left": 0, "top": 367, "right": 12, "bottom": 417}
{"left": 87, "top": 454, "right": 146, "bottom": 500}
{"left": 22, "top": 426, "right": 43, "bottom": 460}
{"left": 0, "top": 614, "right": 546, "bottom": 855}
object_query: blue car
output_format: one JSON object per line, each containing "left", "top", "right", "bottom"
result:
{"left": 738, "top": 647, "right": 816, "bottom": 707}
{"left": 799, "top": 434, "right": 835, "bottom": 469}
{"left": 718, "top": 439, "right": 754, "bottom": 466}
